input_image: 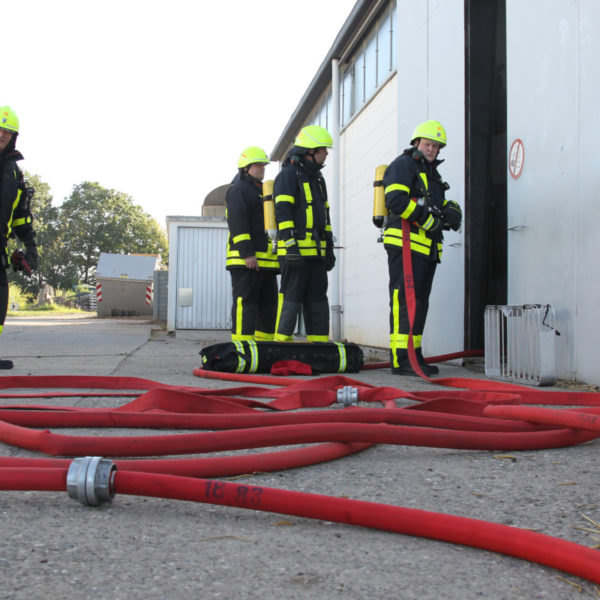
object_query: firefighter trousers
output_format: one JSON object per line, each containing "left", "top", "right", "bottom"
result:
{"left": 0, "top": 265, "right": 7, "bottom": 338}
{"left": 275, "top": 259, "right": 329, "bottom": 342}
{"left": 387, "top": 248, "right": 437, "bottom": 367}
{"left": 230, "top": 268, "right": 278, "bottom": 341}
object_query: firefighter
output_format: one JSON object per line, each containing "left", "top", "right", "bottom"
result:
{"left": 226, "top": 146, "right": 279, "bottom": 341}
{"left": 383, "top": 120, "right": 462, "bottom": 376}
{"left": 0, "top": 106, "right": 38, "bottom": 369}
{"left": 273, "top": 125, "right": 335, "bottom": 342}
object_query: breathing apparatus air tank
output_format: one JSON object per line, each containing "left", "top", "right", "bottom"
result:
{"left": 373, "top": 165, "right": 388, "bottom": 241}
{"left": 262, "top": 179, "right": 277, "bottom": 252}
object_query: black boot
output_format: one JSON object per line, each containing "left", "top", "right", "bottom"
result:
{"left": 416, "top": 348, "right": 439, "bottom": 375}
{"left": 391, "top": 349, "right": 438, "bottom": 377}
{"left": 390, "top": 350, "right": 422, "bottom": 376}
{"left": 0, "top": 358, "right": 14, "bottom": 369}
{"left": 391, "top": 356, "right": 420, "bottom": 376}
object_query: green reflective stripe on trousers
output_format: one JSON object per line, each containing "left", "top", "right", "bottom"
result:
{"left": 254, "top": 331, "right": 274, "bottom": 341}
{"left": 392, "top": 289, "right": 400, "bottom": 336}
{"left": 233, "top": 341, "right": 246, "bottom": 373}
{"left": 390, "top": 333, "right": 409, "bottom": 347}
{"left": 307, "top": 335, "right": 328, "bottom": 342}
{"left": 246, "top": 340, "right": 259, "bottom": 373}
{"left": 389, "top": 334, "right": 421, "bottom": 350}
{"left": 235, "top": 296, "right": 243, "bottom": 338}
{"left": 335, "top": 342, "right": 347, "bottom": 372}
{"left": 234, "top": 340, "right": 259, "bottom": 373}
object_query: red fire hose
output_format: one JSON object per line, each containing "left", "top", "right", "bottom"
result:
{"left": 1, "top": 373, "right": 600, "bottom": 586}
{"left": 1, "top": 463, "right": 599, "bottom": 585}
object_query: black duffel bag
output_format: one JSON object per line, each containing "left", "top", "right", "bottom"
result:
{"left": 199, "top": 341, "right": 363, "bottom": 374}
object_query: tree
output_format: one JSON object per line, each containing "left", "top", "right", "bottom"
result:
{"left": 9, "top": 178, "right": 169, "bottom": 294}
{"left": 55, "top": 182, "right": 168, "bottom": 284}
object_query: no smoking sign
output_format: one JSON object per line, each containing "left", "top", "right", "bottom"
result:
{"left": 509, "top": 138, "right": 524, "bottom": 179}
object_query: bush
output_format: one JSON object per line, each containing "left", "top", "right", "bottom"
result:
{"left": 7, "top": 284, "right": 86, "bottom": 315}
{"left": 8, "top": 283, "right": 34, "bottom": 311}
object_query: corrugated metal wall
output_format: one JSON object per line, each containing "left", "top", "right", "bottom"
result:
{"left": 175, "top": 225, "right": 232, "bottom": 329}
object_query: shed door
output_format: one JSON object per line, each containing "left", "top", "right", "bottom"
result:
{"left": 175, "top": 226, "right": 232, "bottom": 329}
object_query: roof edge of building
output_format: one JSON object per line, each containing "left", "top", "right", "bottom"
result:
{"left": 270, "top": 0, "right": 383, "bottom": 160}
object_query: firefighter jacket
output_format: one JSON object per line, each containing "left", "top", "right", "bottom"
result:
{"left": 382, "top": 148, "right": 448, "bottom": 263}
{"left": 226, "top": 172, "right": 279, "bottom": 271}
{"left": 274, "top": 154, "right": 333, "bottom": 259}
{"left": 0, "top": 147, "right": 35, "bottom": 257}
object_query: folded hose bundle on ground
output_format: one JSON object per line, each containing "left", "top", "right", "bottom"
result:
{"left": 199, "top": 340, "right": 364, "bottom": 374}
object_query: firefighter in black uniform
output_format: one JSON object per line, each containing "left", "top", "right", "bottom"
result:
{"left": 383, "top": 120, "right": 461, "bottom": 376}
{"left": 226, "top": 146, "right": 279, "bottom": 341}
{"left": 273, "top": 125, "right": 335, "bottom": 342}
{"left": 0, "top": 106, "right": 38, "bottom": 369}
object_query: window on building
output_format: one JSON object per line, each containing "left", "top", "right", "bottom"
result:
{"left": 377, "top": 7, "right": 392, "bottom": 83}
{"left": 305, "top": 1, "right": 397, "bottom": 131}
{"left": 342, "top": 67, "right": 353, "bottom": 125}
{"left": 341, "top": 1, "right": 397, "bottom": 127}
{"left": 353, "top": 53, "right": 365, "bottom": 111}
{"left": 365, "top": 30, "right": 377, "bottom": 99}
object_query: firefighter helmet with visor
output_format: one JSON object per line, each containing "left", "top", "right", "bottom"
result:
{"left": 410, "top": 120, "right": 446, "bottom": 148}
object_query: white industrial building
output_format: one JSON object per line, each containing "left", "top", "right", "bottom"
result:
{"left": 167, "top": 0, "right": 598, "bottom": 385}
{"left": 265, "top": 0, "right": 599, "bottom": 385}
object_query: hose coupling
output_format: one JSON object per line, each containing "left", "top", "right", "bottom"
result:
{"left": 336, "top": 386, "right": 359, "bottom": 407}
{"left": 67, "top": 456, "right": 117, "bottom": 507}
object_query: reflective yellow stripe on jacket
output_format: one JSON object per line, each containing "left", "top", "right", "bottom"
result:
{"left": 226, "top": 247, "right": 279, "bottom": 269}
{"left": 383, "top": 173, "right": 443, "bottom": 259}
{"left": 275, "top": 184, "right": 327, "bottom": 258}
{"left": 6, "top": 186, "right": 22, "bottom": 238}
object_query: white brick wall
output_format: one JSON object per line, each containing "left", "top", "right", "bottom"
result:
{"left": 337, "top": 79, "right": 398, "bottom": 348}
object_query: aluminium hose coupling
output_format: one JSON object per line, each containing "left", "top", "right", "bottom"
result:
{"left": 336, "top": 386, "right": 359, "bottom": 407}
{"left": 67, "top": 457, "right": 117, "bottom": 507}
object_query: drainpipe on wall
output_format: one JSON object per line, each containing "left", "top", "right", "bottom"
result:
{"left": 330, "top": 58, "right": 342, "bottom": 341}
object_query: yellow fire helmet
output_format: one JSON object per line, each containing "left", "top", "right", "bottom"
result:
{"left": 410, "top": 120, "right": 447, "bottom": 148}
{"left": 294, "top": 125, "right": 333, "bottom": 149}
{"left": 238, "top": 146, "right": 270, "bottom": 169}
{"left": 0, "top": 106, "right": 19, "bottom": 133}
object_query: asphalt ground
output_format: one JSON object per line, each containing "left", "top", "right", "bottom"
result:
{"left": 0, "top": 314, "right": 598, "bottom": 599}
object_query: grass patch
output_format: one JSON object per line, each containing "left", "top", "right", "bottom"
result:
{"left": 8, "top": 305, "right": 90, "bottom": 317}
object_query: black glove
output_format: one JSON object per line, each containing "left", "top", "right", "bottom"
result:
{"left": 284, "top": 238, "right": 302, "bottom": 263}
{"left": 24, "top": 242, "right": 38, "bottom": 271}
{"left": 415, "top": 206, "right": 442, "bottom": 233}
{"left": 442, "top": 200, "right": 462, "bottom": 231}
{"left": 324, "top": 239, "right": 336, "bottom": 272}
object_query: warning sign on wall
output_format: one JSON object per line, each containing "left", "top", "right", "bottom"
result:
{"left": 509, "top": 138, "right": 525, "bottom": 179}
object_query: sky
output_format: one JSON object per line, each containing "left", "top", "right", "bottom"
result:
{"left": 5, "top": 0, "right": 356, "bottom": 227}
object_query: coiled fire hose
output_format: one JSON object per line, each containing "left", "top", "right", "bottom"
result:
{"left": 0, "top": 374, "right": 599, "bottom": 584}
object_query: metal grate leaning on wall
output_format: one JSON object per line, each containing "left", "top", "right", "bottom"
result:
{"left": 484, "top": 304, "right": 558, "bottom": 386}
